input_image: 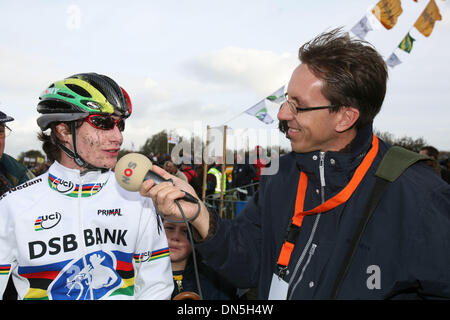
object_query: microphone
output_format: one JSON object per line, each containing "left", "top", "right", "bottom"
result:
{"left": 115, "top": 153, "right": 199, "bottom": 203}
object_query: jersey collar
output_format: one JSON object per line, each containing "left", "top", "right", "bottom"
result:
{"left": 47, "top": 161, "right": 110, "bottom": 198}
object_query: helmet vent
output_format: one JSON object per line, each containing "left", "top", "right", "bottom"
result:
{"left": 57, "top": 92, "right": 75, "bottom": 99}
{"left": 66, "top": 84, "right": 92, "bottom": 98}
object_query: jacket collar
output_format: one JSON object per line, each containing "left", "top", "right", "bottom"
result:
{"left": 293, "top": 123, "right": 374, "bottom": 192}
{"left": 47, "top": 161, "right": 110, "bottom": 197}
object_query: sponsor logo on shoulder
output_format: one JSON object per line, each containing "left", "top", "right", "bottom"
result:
{"left": 0, "top": 177, "right": 43, "bottom": 201}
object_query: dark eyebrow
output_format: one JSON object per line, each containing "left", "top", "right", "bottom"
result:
{"left": 286, "top": 92, "right": 310, "bottom": 107}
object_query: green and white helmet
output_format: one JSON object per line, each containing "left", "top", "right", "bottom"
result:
{"left": 37, "top": 72, "right": 132, "bottom": 130}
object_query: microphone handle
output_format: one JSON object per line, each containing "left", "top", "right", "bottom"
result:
{"left": 144, "top": 170, "right": 199, "bottom": 204}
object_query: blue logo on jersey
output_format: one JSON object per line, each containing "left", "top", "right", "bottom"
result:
{"left": 49, "top": 251, "right": 122, "bottom": 300}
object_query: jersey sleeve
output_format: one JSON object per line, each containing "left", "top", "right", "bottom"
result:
{"left": 132, "top": 199, "right": 173, "bottom": 299}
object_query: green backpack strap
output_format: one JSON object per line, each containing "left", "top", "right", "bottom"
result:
{"left": 330, "top": 145, "right": 428, "bottom": 299}
{"left": 375, "top": 146, "right": 429, "bottom": 182}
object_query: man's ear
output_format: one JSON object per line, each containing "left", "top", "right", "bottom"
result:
{"left": 335, "top": 106, "right": 360, "bottom": 133}
{"left": 54, "top": 123, "right": 72, "bottom": 145}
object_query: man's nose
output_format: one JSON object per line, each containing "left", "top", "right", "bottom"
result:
{"left": 277, "top": 102, "right": 294, "bottom": 121}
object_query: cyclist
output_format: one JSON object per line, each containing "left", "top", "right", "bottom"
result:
{"left": 0, "top": 73, "right": 173, "bottom": 300}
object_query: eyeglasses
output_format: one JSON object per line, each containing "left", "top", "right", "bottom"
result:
{"left": 283, "top": 93, "right": 339, "bottom": 115}
{"left": 0, "top": 125, "right": 11, "bottom": 138}
{"left": 84, "top": 115, "right": 125, "bottom": 131}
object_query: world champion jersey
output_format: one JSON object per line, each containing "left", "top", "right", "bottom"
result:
{"left": 0, "top": 161, "right": 173, "bottom": 300}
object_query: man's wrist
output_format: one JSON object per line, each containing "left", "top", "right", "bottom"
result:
{"left": 191, "top": 203, "right": 216, "bottom": 242}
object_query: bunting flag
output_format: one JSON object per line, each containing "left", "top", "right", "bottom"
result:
{"left": 244, "top": 99, "right": 274, "bottom": 124}
{"left": 414, "top": 0, "right": 442, "bottom": 37}
{"left": 351, "top": 15, "right": 373, "bottom": 40}
{"left": 386, "top": 52, "right": 402, "bottom": 68}
{"left": 398, "top": 33, "right": 416, "bottom": 53}
{"left": 244, "top": 86, "right": 286, "bottom": 124}
{"left": 266, "top": 86, "right": 286, "bottom": 104}
{"left": 371, "top": 0, "right": 403, "bottom": 30}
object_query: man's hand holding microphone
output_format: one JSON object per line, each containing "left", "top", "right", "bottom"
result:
{"left": 115, "top": 153, "right": 210, "bottom": 239}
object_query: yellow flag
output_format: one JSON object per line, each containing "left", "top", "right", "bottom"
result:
{"left": 414, "top": 0, "right": 442, "bottom": 37}
{"left": 371, "top": 0, "right": 403, "bottom": 30}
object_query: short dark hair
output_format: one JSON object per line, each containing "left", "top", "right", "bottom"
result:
{"left": 37, "top": 120, "right": 84, "bottom": 163}
{"left": 298, "top": 28, "right": 388, "bottom": 128}
{"left": 38, "top": 128, "right": 61, "bottom": 163}
{"left": 279, "top": 29, "right": 387, "bottom": 135}
{"left": 420, "top": 146, "right": 439, "bottom": 160}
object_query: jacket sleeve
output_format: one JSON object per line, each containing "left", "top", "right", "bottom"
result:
{"left": 195, "top": 181, "right": 264, "bottom": 288}
{"left": 132, "top": 200, "right": 173, "bottom": 299}
{"left": 0, "top": 199, "right": 16, "bottom": 298}
{"left": 410, "top": 183, "right": 450, "bottom": 299}
{"left": 388, "top": 183, "right": 450, "bottom": 299}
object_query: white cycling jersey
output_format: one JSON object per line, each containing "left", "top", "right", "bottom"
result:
{"left": 0, "top": 161, "right": 173, "bottom": 300}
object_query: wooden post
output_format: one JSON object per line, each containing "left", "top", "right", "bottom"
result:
{"left": 201, "top": 125, "right": 210, "bottom": 202}
{"left": 219, "top": 125, "right": 227, "bottom": 218}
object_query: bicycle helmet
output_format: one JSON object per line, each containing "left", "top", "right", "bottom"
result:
{"left": 37, "top": 72, "right": 132, "bottom": 130}
{"left": 36, "top": 72, "right": 132, "bottom": 169}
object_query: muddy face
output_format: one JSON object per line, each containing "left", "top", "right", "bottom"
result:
{"left": 75, "top": 119, "right": 123, "bottom": 169}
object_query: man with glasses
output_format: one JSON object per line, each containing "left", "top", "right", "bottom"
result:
{"left": 0, "top": 110, "right": 35, "bottom": 197}
{"left": 0, "top": 73, "right": 173, "bottom": 300}
{"left": 143, "top": 28, "right": 450, "bottom": 299}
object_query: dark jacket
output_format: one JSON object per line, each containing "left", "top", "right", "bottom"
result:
{"left": 231, "top": 163, "right": 256, "bottom": 189}
{"left": 195, "top": 124, "right": 450, "bottom": 299}
{"left": 171, "top": 254, "right": 238, "bottom": 300}
{"left": 0, "top": 153, "right": 35, "bottom": 196}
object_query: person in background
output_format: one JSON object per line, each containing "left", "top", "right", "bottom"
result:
{"left": 419, "top": 146, "right": 450, "bottom": 184}
{"left": 231, "top": 153, "right": 256, "bottom": 200}
{"left": 252, "top": 145, "right": 266, "bottom": 192}
{"left": 163, "top": 160, "right": 188, "bottom": 182}
{"left": 0, "top": 110, "right": 35, "bottom": 197}
{"left": 163, "top": 219, "right": 238, "bottom": 300}
{"left": 181, "top": 163, "right": 202, "bottom": 197}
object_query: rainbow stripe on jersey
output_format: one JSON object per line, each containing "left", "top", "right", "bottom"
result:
{"left": 133, "top": 247, "right": 170, "bottom": 263}
{"left": 0, "top": 265, "right": 11, "bottom": 276}
{"left": 48, "top": 173, "right": 105, "bottom": 198}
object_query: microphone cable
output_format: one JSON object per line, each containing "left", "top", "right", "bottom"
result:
{"left": 155, "top": 199, "right": 203, "bottom": 300}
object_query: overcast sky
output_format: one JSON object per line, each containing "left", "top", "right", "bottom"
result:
{"left": 1, "top": 0, "right": 449, "bottom": 159}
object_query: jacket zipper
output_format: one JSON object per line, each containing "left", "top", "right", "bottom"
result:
{"left": 319, "top": 151, "right": 326, "bottom": 203}
{"left": 289, "top": 243, "right": 317, "bottom": 296}
{"left": 287, "top": 152, "right": 326, "bottom": 299}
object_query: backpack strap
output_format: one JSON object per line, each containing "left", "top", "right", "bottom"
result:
{"left": 375, "top": 146, "right": 428, "bottom": 182}
{"left": 330, "top": 146, "right": 428, "bottom": 299}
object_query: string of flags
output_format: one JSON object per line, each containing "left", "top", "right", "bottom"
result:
{"left": 243, "top": 86, "right": 285, "bottom": 124}
{"left": 243, "top": 0, "right": 445, "bottom": 125}
{"left": 351, "top": 0, "right": 443, "bottom": 68}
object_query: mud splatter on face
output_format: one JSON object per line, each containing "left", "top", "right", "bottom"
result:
{"left": 75, "top": 121, "right": 122, "bottom": 171}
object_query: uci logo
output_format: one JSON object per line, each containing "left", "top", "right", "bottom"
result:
{"left": 35, "top": 212, "right": 62, "bottom": 231}
{"left": 54, "top": 179, "right": 74, "bottom": 193}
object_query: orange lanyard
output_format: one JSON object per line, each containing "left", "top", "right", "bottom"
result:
{"left": 277, "top": 135, "right": 379, "bottom": 274}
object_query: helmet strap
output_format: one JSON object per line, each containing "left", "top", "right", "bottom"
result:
{"left": 53, "top": 122, "right": 108, "bottom": 173}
